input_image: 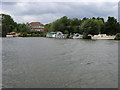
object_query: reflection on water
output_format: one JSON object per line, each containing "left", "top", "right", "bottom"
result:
{"left": 2, "top": 37, "right": 118, "bottom": 88}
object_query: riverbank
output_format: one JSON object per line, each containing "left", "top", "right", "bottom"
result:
{"left": 5, "top": 36, "right": 117, "bottom": 40}
{"left": 6, "top": 32, "right": 119, "bottom": 40}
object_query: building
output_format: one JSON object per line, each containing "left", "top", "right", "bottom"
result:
{"left": 29, "top": 22, "right": 44, "bottom": 32}
{"left": 118, "top": 1, "right": 120, "bottom": 23}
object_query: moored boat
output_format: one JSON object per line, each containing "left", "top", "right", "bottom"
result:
{"left": 92, "top": 34, "right": 115, "bottom": 40}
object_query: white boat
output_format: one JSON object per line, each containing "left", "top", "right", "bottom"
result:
{"left": 92, "top": 34, "right": 115, "bottom": 40}
{"left": 55, "top": 32, "right": 68, "bottom": 38}
{"left": 46, "top": 32, "right": 68, "bottom": 39}
{"left": 46, "top": 32, "right": 56, "bottom": 38}
{"left": 6, "top": 35, "right": 14, "bottom": 37}
{"left": 73, "top": 33, "right": 83, "bottom": 39}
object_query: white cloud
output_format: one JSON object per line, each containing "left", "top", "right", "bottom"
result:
{"left": 13, "top": 13, "right": 64, "bottom": 24}
{"left": 1, "top": 2, "right": 118, "bottom": 24}
{"left": 2, "top": 0, "right": 120, "bottom": 2}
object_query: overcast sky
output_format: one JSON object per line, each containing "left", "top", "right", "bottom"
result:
{"left": 1, "top": 0, "right": 119, "bottom": 24}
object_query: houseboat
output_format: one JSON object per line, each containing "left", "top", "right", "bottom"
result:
{"left": 46, "top": 32, "right": 56, "bottom": 38}
{"left": 6, "top": 35, "right": 14, "bottom": 37}
{"left": 92, "top": 34, "right": 115, "bottom": 40}
{"left": 46, "top": 32, "right": 68, "bottom": 39}
{"left": 55, "top": 32, "right": 68, "bottom": 38}
{"left": 6, "top": 32, "right": 22, "bottom": 37}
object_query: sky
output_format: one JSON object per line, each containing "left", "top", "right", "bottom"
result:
{"left": 118, "top": 1, "right": 120, "bottom": 22}
{"left": 1, "top": 0, "right": 119, "bottom": 24}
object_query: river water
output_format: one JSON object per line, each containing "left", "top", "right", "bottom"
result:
{"left": 2, "top": 37, "right": 118, "bottom": 88}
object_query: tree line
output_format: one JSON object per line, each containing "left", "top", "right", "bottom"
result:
{"left": 45, "top": 16, "right": 120, "bottom": 38}
{"left": 1, "top": 14, "right": 120, "bottom": 38}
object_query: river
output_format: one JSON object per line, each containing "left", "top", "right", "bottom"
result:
{"left": 2, "top": 37, "right": 118, "bottom": 88}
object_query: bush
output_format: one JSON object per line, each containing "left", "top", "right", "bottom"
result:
{"left": 82, "top": 33, "right": 91, "bottom": 39}
{"left": 31, "top": 33, "right": 40, "bottom": 37}
{"left": 27, "top": 34, "right": 32, "bottom": 37}
{"left": 22, "top": 32, "right": 27, "bottom": 37}
{"left": 83, "top": 35, "right": 91, "bottom": 39}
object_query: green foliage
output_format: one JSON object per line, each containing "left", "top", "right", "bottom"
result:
{"left": 82, "top": 33, "right": 91, "bottom": 39}
{"left": 17, "top": 23, "right": 30, "bottom": 33}
{"left": 21, "top": 32, "right": 27, "bottom": 37}
{"left": 0, "top": 16, "right": 2, "bottom": 37}
{"left": 1, "top": 14, "right": 17, "bottom": 37}
{"left": 25, "top": 33, "right": 42, "bottom": 37}
{"left": 31, "top": 33, "right": 40, "bottom": 37}
{"left": 48, "top": 16, "right": 70, "bottom": 33}
{"left": 103, "top": 16, "right": 120, "bottom": 35}
{"left": 64, "top": 30, "right": 69, "bottom": 34}
{"left": 47, "top": 16, "right": 82, "bottom": 34}
{"left": 1, "top": 14, "right": 31, "bottom": 37}
{"left": 80, "top": 19, "right": 103, "bottom": 35}
{"left": 44, "top": 23, "right": 52, "bottom": 32}
{"left": 26, "top": 34, "right": 32, "bottom": 37}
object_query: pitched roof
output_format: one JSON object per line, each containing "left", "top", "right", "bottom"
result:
{"left": 29, "top": 22, "right": 44, "bottom": 26}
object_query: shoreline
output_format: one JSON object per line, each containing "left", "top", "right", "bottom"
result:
{"left": 3, "top": 36, "right": 119, "bottom": 40}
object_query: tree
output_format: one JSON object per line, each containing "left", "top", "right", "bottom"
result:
{"left": 44, "top": 23, "right": 52, "bottom": 32}
{"left": 97, "top": 17, "right": 104, "bottom": 23}
{"left": 82, "top": 17, "right": 88, "bottom": 21}
{"left": 80, "top": 18, "right": 103, "bottom": 37}
{"left": 69, "top": 18, "right": 81, "bottom": 33}
{"left": 70, "top": 18, "right": 81, "bottom": 26}
{"left": 1, "top": 14, "right": 17, "bottom": 37}
{"left": 48, "top": 16, "right": 70, "bottom": 33}
{"left": 116, "top": 22, "right": 120, "bottom": 33}
{"left": 104, "top": 16, "right": 118, "bottom": 35}
{"left": 16, "top": 23, "right": 30, "bottom": 33}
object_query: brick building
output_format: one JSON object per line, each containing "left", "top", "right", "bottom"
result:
{"left": 29, "top": 22, "right": 44, "bottom": 32}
